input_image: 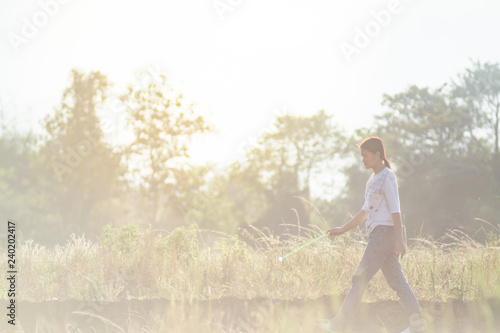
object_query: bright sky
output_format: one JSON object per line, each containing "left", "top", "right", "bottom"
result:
{"left": 1, "top": 0, "right": 499, "bottom": 176}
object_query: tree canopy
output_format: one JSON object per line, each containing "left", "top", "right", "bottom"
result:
{"left": 3, "top": 60, "right": 500, "bottom": 244}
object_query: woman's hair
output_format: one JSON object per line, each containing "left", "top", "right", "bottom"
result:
{"left": 358, "top": 136, "right": 392, "bottom": 169}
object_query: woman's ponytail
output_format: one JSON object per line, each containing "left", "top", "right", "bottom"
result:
{"left": 383, "top": 157, "right": 392, "bottom": 170}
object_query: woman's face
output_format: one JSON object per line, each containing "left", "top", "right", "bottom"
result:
{"left": 360, "top": 148, "right": 379, "bottom": 169}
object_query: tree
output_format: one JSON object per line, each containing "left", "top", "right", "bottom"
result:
{"left": 447, "top": 60, "right": 500, "bottom": 230}
{"left": 122, "top": 71, "right": 211, "bottom": 228}
{"left": 40, "top": 69, "right": 125, "bottom": 241}
{"left": 227, "top": 110, "right": 345, "bottom": 237}
{"left": 451, "top": 60, "right": 500, "bottom": 188}
{"left": 240, "top": 110, "right": 343, "bottom": 196}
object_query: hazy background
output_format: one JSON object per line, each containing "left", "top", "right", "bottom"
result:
{"left": 1, "top": 0, "right": 500, "bottom": 245}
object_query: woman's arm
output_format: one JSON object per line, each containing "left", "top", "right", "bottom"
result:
{"left": 392, "top": 212, "right": 406, "bottom": 258}
{"left": 327, "top": 209, "right": 367, "bottom": 239}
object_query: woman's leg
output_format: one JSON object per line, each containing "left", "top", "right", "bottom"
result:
{"left": 337, "top": 226, "right": 395, "bottom": 317}
{"left": 381, "top": 251, "right": 424, "bottom": 331}
{"left": 381, "top": 252, "right": 421, "bottom": 315}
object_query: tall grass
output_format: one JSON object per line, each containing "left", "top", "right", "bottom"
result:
{"left": 5, "top": 222, "right": 499, "bottom": 304}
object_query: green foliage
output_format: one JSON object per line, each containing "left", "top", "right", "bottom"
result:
{"left": 216, "top": 236, "right": 250, "bottom": 284}
{"left": 485, "top": 229, "right": 500, "bottom": 247}
{"left": 157, "top": 225, "right": 199, "bottom": 260}
{"left": 217, "top": 235, "right": 250, "bottom": 263}
{"left": 237, "top": 109, "right": 344, "bottom": 195}
{"left": 451, "top": 60, "right": 500, "bottom": 156}
{"left": 99, "top": 223, "right": 199, "bottom": 266}
{"left": 100, "top": 224, "right": 141, "bottom": 255}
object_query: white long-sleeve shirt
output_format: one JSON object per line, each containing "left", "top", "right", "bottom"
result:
{"left": 362, "top": 166, "right": 401, "bottom": 234}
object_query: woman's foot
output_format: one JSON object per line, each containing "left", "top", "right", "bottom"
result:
{"left": 314, "top": 318, "right": 338, "bottom": 332}
{"left": 315, "top": 311, "right": 349, "bottom": 332}
{"left": 408, "top": 312, "right": 425, "bottom": 333}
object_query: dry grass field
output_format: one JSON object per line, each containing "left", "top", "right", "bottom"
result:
{"left": 3, "top": 223, "right": 500, "bottom": 332}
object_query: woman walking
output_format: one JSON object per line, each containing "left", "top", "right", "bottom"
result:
{"left": 319, "top": 137, "right": 424, "bottom": 333}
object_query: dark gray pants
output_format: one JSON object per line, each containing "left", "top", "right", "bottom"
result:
{"left": 339, "top": 225, "right": 421, "bottom": 316}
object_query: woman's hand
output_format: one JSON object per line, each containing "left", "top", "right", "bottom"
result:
{"left": 394, "top": 239, "right": 406, "bottom": 259}
{"left": 327, "top": 210, "right": 366, "bottom": 240}
{"left": 326, "top": 227, "right": 345, "bottom": 240}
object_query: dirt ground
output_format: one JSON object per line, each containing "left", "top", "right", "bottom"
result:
{"left": 9, "top": 295, "right": 500, "bottom": 332}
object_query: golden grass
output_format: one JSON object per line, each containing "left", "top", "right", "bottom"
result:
{"left": 4, "top": 222, "right": 499, "bottom": 304}
{"left": 2, "top": 221, "right": 499, "bottom": 332}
